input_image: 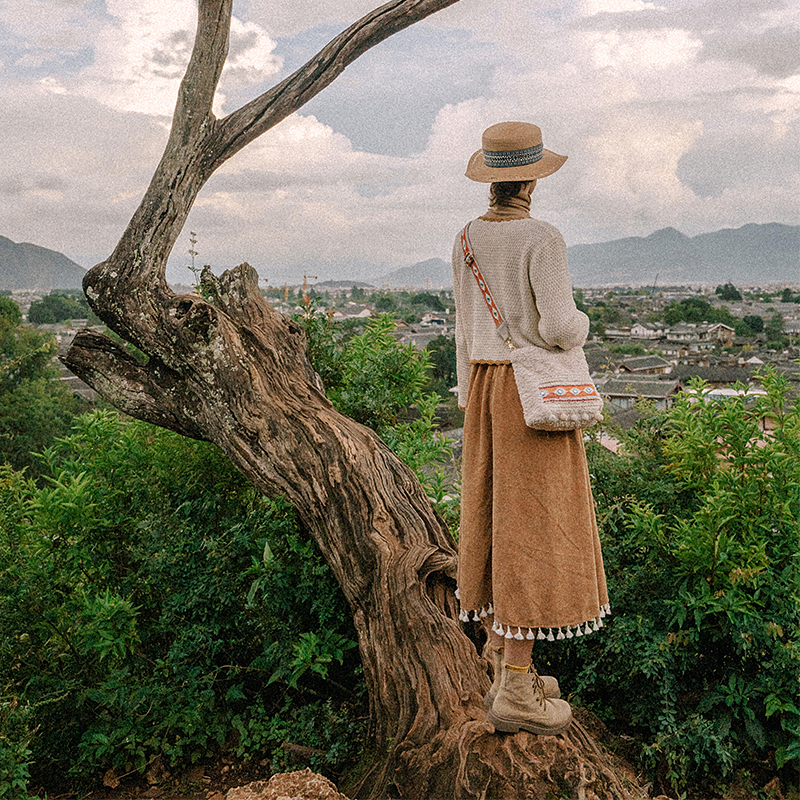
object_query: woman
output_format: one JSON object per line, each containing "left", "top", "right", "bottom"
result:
{"left": 452, "top": 121, "right": 609, "bottom": 736}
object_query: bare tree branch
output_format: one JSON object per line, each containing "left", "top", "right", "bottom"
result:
{"left": 64, "top": 330, "right": 207, "bottom": 439}
{"left": 211, "top": 0, "right": 462, "bottom": 166}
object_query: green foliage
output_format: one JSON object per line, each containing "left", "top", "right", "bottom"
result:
{"left": 373, "top": 295, "right": 397, "bottom": 312}
{"left": 764, "top": 313, "right": 786, "bottom": 345}
{"left": 0, "top": 318, "right": 82, "bottom": 475}
{"left": 550, "top": 370, "right": 800, "bottom": 796}
{"left": 0, "top": 701, "right": 40, "bottom": 800}
{"left": 27, "top": 291, "right": 91, "bottom": 325}
{"left": 381, "top": 392, "right": 452, "bottom": 480}
{"left": 589, "top": 302, "right": 624, "bottom": 326}
{"left": 298, "top": 310, "right": 455, "bottom": 525}
{"left": 0, "top": 323, "right": 58, "bottom": 390}
{"left": 0, "top": 305, "right": 460, "bottom": 795}
{"left": 408, "top": 292, "right": 445, "bottom": 312}
{"left": 424, "top": 334, "right": 457, "bottom": 398}
{"left": 664, "top": 297, "right": 738, "bottom": 327}
{"left": 741, "top": 314, "right": 764, "bottom": 335}
{"left": 325, "top": 314, "right": 429, "bottom": 433}
{"left": 607, "top": 343, "right": 648, "bottom": 356}
{"left": 0, "top": 413, "right": 366, "bottom": 794}
{"left": 0, "top": 297, "right": 22, "bottom": 327}
{"left": 715, "top": 283, "right": 742, "bottom": 302}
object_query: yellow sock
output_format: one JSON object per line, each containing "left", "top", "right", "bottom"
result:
{"left": 505, "top": 662, "right": 530, "bottom": 674}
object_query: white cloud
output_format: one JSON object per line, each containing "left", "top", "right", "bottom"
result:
{"left": 38, "top": 76, "right": 68, "bottom": 95}
{"left": 221, "top": 17, "right": 282, "bottom": 90}
{"left": 0, "top": 0, "right": 97, "bottom": 60}
{"left": 761, "top": 76, "right": 800, "bottom": 132}
{"left": 69, "top": 0, "right": 197, "bottom": 116}
{"left": 588, "top": 29, "right": 701, "bottom": 71}
{"left": 580, "top": 0, "right": 665, "bottom": 15}
{"left": 0, "top": 80, "right": 169, "bottom": 264}
{"left": 581, "top": 110, "right": 703, "bottom": 204}
{"left": 244, "top": 0, "right": 385, "bottom": 37}
{"left": 7, "top": 0, "right": 281, "bottom": 118}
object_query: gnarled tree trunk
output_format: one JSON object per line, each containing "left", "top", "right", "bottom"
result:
{"left": 64, "top": 2, "right": 643, "bottom": 797}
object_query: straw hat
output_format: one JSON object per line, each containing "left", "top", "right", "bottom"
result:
{"left": 465, "top": 121, "right": 567, "bottom": 183}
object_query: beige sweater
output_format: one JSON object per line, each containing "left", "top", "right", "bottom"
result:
{"left": 452, "top": 217, "right": 589, "bottom": 409}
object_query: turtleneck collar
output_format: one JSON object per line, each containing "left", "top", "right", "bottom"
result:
{"left": 479, "top": 180, "right": 536, "bottom": 221}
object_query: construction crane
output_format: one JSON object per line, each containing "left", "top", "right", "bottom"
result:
{"left": 272, "top": 274, "right": 318, "bottom": 304}
{"left": 302, "top": 274, "right": 318, "bottom": 305}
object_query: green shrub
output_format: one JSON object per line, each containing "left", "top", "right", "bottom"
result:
{"left": 0, "top": 321, "right": 83, "bottom": 475}
{"left": 26, "top": 291, "right": 91, "bottom": 325}
{"left": 0, "top": 701, "right": 39, "bottom": 800}
{"left": 542, "top": 370, "right": 799, "bottom": 796}
{"left": 0, "top": 413, "right": 365, "bottom": 794}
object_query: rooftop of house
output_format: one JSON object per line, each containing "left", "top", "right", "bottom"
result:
{"left": 584, "top": 348, "right": 623, "bottom": 375}
{"left": 619, "top": 355, "right": 672, "bottom": 372}
{"left": 598, "top": 376, "right": 681, "bottom": 399}
{"left": 666, "top": 364, "right": 755, "bottom": 384}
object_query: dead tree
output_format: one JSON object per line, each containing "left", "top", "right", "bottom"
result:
{"left": 65, "top": 1, "right": 643, "bottom": 797}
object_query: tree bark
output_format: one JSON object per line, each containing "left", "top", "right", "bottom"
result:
{"left": 64, "top": 2, "right": 644, "bottom": 797}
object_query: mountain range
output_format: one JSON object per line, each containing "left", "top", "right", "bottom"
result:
{"left": 0, "top": 236, "right": 86, "bottom": 292}
{"left": 372, "top": 222, "right": 798, "bottom": 288}
{"left": 2, "top": 223, "right": 797, "bottom": 293}
{"left": 566, "top": 223, "right": 798, "bottom": 288}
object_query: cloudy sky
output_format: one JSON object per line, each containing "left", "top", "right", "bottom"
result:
{"left": 1, "top": 0, "right": 798, "bottom": 284}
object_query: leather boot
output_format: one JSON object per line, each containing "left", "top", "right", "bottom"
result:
{"left": 487, "top": 664, "right": 572, "bottom": 735}
{"left": 483, "top": 647, "right": 561, "bottom": 709}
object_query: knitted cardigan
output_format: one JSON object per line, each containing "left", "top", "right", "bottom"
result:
{"left": 451, "top": 217, "right": 589, "bottom": 409}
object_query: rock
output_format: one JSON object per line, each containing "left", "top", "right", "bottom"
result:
{"left": 103, "top": 768, "right": 121, "bottom": 789}
{"left": 225, "top": 768, "right": 349, "bottom": 800}
{"left": 764, "top": 777, "right": 784, "bottom": 799}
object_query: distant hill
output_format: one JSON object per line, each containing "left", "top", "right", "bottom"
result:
{"left": 4, "top": 223, "right": 796, "bottom": 293}
{"left": 0, "top": 236, "right": 86, "bottom": 291}
{"left": 566, "top": 223, "right": 799, "bottom": 287}
{"left": 373, "top": 257, "right": 451, "bottom": 288}
{"left": 372, "top": 223, "right": 798, "bottom": 289}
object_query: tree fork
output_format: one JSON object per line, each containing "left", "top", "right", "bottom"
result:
{"left": 64, "top": 1, "right": 644, "bottom": 796}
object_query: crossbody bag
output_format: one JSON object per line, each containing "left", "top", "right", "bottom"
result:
{"left": 460, "top": 223, "right": 603, "bottom": 431}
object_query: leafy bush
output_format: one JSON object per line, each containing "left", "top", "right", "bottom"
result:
{"left": 26, "top": 291, "right": 92, "bottom": 325}
{"left": 742, "top": 314, "right": 764, "bottom": 334}
{"left": 0, "top": 414, "right": 365, "bottom": 794}
{"left": 715, "top": 283, "right": 743, "bottom": 302}
{"left": 0, "top": 312, "right": 84, "bottom": 475}
{"left": 663, "top": 297, "right": 739, "bottom": 327}
{"left": 542, "top": 370, "right": 799, "bottom": 796}
{"left": 0, "top": 700, "right": 39, "bottom": 800}
{"left": 0, "top": 298, "right": 22, "bottom": 328}
{"left": 424, "top": 334, "right": 457, "bottom": 399}
{"left": 324, "top": 314, "right": 432, "bottom": 435}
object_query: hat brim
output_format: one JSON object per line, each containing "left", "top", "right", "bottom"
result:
{"left": 465, "top": 147, "right": 567, "bottom": 183}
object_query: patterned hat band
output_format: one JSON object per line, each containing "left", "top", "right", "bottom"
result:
{"left": 482, "top": 142, "right": 543, "bottom": 169}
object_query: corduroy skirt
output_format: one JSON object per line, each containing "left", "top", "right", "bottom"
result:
{"left": 457, "top": 362, "right": 610, "bottom": 640}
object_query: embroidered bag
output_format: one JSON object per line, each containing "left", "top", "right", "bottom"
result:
{"left": 460, "top": 223, "right": 603, "bottom": 431}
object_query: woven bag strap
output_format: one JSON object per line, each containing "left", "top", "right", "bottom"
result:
{"left": 460, "top": 223, "right": 514, "bottom": 349}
